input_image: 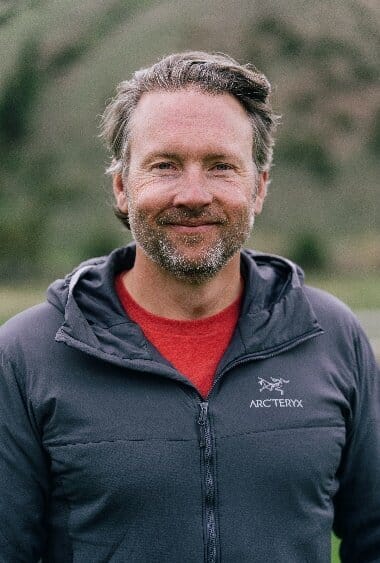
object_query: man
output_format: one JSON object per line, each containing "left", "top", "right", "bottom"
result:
{"left": 0, "top": 51, "right": 379, "bottom": 562}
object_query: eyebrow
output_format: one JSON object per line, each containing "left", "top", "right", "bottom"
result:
{"left": 141, "top": 152, "right": 180, "bottom": 166}
{"left": 141, "top": 151, "right": 244, "bottom": 166}
{"left": 204, "top": 153, "right": 241, "bottom": 163}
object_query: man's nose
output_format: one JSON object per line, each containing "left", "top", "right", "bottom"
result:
{"left": 172, "top": 169, "right": 213, "bottom": 209}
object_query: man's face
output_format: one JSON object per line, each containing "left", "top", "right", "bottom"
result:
{"left": 114, "top": 88, "right": 267, "bottom": 282}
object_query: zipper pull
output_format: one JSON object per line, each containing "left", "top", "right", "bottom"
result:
{"left": 198, "top": 402, "right": 208, "bottom": 448}
{"left": 198, "top": 402, "right": 208, "bottom": 425}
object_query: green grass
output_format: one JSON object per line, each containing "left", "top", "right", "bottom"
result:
{"left": 0, "top": 285, "right": 46, "bottom": 325}
{"left": 307, "top": 273, "right": 380, "bottom": 310}
{"left": 332, "top": 534, "right": 340, "bottom": 562}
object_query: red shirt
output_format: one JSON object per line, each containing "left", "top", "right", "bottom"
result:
{"left": 115, "top": 273, "right": 242, "bottom": 398}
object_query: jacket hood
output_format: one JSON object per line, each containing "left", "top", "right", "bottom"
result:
{"left": 47, "top": 243, "right": 323, "bottom": 375}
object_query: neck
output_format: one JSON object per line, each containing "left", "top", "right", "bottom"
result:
{"left": 121, "top": 248, "right": 243, "bottom": 320}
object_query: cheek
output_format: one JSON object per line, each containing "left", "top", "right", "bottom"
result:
{"left": 131, "top": 173, "right": 187, "bottom": 201}
{"left": 213, "top": 176, "right": 255, "bottom": 200}
{"left": 217, "top": 185, "right": 255, "bottom": 211}
{"left": 127, "top": 186, "right": 174, "bottom": 217}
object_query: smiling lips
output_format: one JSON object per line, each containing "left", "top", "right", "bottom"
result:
{"left": 157, "top": 210, "right": 227, "bottom": 230}
{"left": 168, "top": 224, "right": 220, "bottom": 234}
{"left": 159, "top": 219, "right": 225, "bottom": 234}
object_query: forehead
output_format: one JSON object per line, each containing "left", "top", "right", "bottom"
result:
{"left": 128, "top": 88, "right": 253, "bottom": 157}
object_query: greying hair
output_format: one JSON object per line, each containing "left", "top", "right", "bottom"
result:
{"left": 100, "top": 51, "right": 278, "bottom": 176}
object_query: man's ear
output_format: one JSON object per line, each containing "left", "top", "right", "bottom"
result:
{"left": 253, "top": 171, "right": 268, "bottom": 215}
{"left": 112, "top": 173, "right": 128, "bottom": 212}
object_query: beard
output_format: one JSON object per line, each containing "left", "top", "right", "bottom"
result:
{"left": 128, "top": 204, "right": 255, "bottom": 284}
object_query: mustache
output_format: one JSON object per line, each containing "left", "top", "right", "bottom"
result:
{"left": 157, "top": 207, "right": 227, "bottom": 225}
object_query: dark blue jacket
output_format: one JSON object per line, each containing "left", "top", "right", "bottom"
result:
{"left": 0, "top": 245, "right": 379, "bottom": 562}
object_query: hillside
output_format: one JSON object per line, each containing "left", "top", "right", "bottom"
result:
{"left": 0, "top": 0, "right": 379, "bottom": 280}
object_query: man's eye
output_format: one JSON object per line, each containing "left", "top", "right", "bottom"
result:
{"left": 153, "top": 162, "right": 175, "bottom": 170}
{"left": 213, "top": 163, "right": 233, "bottom": 171}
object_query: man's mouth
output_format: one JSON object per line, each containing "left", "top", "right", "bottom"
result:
{"left": 157, "top": 210, "right": 227, "bottom": 233}
{"left": 168, "top": 224, "right": 218, "bottom": 233}
{"left": 160, "top": 218, "right": 224, "bottom": 233}
{"left": 158, "top": 214, "right": 226, "bottom": 226}
{"left": 165, "top": 219, "right": 220, "bottom": 226}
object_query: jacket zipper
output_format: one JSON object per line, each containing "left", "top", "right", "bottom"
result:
{"left": 198, "top": 401, "right": 218, "bottom": 563}
{"left": 193, "top": 328, "right": 323, "bottom": 562}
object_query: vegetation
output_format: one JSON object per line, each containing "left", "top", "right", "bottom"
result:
{"left": 0, "top": 0, "right": 379, "bottom": 281}
{"left": 332, "top": 535, "right": 340, "bottom": 563}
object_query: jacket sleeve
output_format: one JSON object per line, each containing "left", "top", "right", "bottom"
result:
{"left": 333, "top": 322, "right": 380, "bottom": 562}
{"left": 0, "top": 351, "right": 49, "bottom": 561}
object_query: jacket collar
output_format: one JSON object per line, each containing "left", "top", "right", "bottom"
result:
{"left": 49, "top": 244, "right": 323, "bottom": 375}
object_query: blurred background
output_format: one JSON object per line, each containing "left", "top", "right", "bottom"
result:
{"left": 0, "top": 0, "right": 379, "bottom": 347}
{"left": 0, "top": 4, "right": 378, "bottom": 558}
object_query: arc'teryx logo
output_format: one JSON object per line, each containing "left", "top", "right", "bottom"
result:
{"left": 250, "top": 377, "right": 304, "bottom": 409}
{"left": 258, "top": 377, "right": 289, "bottom": 395}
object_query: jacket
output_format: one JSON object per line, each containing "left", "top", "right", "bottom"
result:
{"left": 0, "top": 244, "right": 379, "bottom": 562}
